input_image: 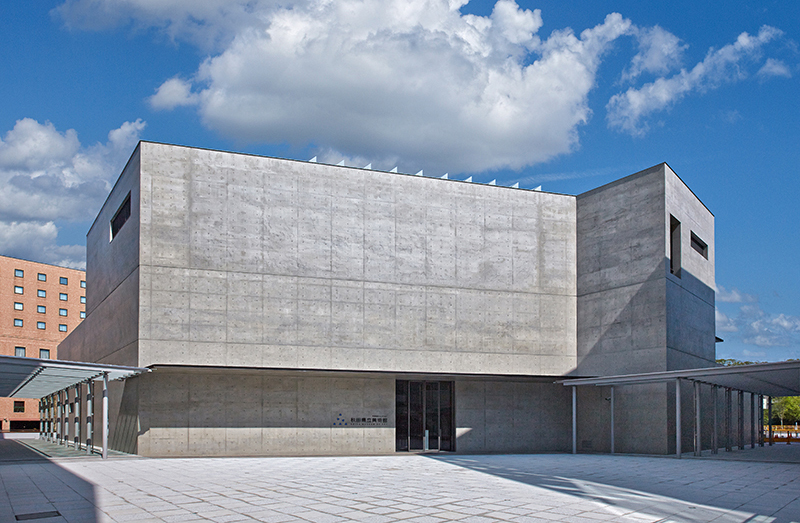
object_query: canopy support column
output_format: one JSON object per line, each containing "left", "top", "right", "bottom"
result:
{"left": 610, "top": 386, "right": 615, "bottom": 454}
{"left": 675, "top": 379, "right": 681, "bottom": 458}
{"left": 102, "top": 372, "right": 109, "bottom": 459}
{"left": 750, "top": 393, "right": 756, "bottom": 449}
{"left": 694, "top": 380, "right": 701, "bottom": 457}
{"left": 759, "top": 395, "right": 765, "bottom": 447}
{"left": 74, "top": 383, "right": 80, "bottom": 449}
{"left": 571, "top": 386, "right": 577, "bottom": 455}
{"left": 738, "top": 390, "right": 744, "bottom": 450}
{"left": 86, "top": 380, "right": 94, "bottom": 455}
{"left": 712, "top": 385, "right": 718, "bottom": 454}
{"left": 768, "top": 396, "right": 773, "bottom": 445}
{"left": 725, "top": 388, "right": 732, "bottom": 452}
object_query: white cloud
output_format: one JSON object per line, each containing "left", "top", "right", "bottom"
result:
{"left": 621, "top": 25, "right": 686, "bottom": 82}
{"left": 715, "top": 308, "right": 738, "bottom": 333}
{"left": 607, "top": 25, "right": 783, "bottom": 135}
{"left": 716, "top": 284, "right": 757, "bottom": 303}
{"left": 0, "top": 118, "right": 145, "bottom": 267}
{"left": 149, "top": 77, "right": 199, "bottom": 110}
{"left": 728, "top": 303, "right": 800, "bottom": 348}
{"left": 757, "top": 58, "right": 791, "bottom": 79}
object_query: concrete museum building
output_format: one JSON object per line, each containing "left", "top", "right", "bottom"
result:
{"left": 59, "top": 141, "right": 716, "bottom": 457}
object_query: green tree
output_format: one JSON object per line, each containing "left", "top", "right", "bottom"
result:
{"left": 771, "top": 396, "right": 800, "bottom": 425}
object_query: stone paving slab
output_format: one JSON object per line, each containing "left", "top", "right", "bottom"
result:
{"left": 1, "top": 453, "right": 799, "bottom": 522}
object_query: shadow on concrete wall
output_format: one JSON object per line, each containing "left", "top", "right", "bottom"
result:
{"left": 570, "top": 262, "right": 716, "bottom": 455}
{"left": 428, "top": 454, "right": 797, "bottom": 523}
{"left": 0, "top": 439, "right": 99, "bottom": 522}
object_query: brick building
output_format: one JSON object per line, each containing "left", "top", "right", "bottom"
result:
{"left": 1, "top": 255, "right": 85, "bottom": 432}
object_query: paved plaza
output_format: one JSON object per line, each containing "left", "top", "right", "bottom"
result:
{"left": 1, "top": 441, "right": 799, "bottom": 523}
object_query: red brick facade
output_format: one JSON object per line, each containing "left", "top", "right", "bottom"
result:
{"left": 1, "top": 255, "right": 85, "bottom": 432}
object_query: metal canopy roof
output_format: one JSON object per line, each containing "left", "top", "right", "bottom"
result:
{"left": 557, "top": 360, "right": 800, "bottom": 397}
{"left": 0, "top": 355, "right": 148, "bottom": 398}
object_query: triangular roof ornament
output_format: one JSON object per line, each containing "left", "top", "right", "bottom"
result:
{"left": 309, "top": 156, "right": 317, "bottom": 163}
{"left": 441, "top": 173, "right": 449, "bottom": 179}
{"left": 337, "top": 160, "right": 345, "bottom": 166}
{"left": 488, "top": 179, "right": 496, "bottom": 185}
{"left": 464, "top": 176, "right": 472, "bottom": 182}
{"left": 533, "top": 185, "right": 542, "bottom": 191}
{"left": 364, "top": 163, "right": 372, "bottom": 170}
{"left": 511, "top": 182, "right": 519, "bottom": 188}
{"left": 390, "top": 167, "right": 398, "bottom": 173}
{"left": 414, "top": 170, "right": 423, "bottom": 176}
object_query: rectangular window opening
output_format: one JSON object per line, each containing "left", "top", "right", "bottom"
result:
{"left": 37, "top": 289, "right": 46, "bottom": 298}
{"left": 59, "top": 276, "right": 68, "bottom": 285}
{"left": 15, "top": 347, "right": 26, "bottom": 357}
{"left": 80, "top": 296, "right": 86, "bottom": 304}
{"left": 14, "top": 286, "right": 23, "bottom": 294}
{"left": 59, "top": 324, "right": 67, "bottom": 332}
{"left": 111, "top": 192, "right": 131, "bottom": 240}
{"left": 37, "top": 305, "right": 46, "bottom": 314}
{"left": 37, "top": 321, "right": 46, "bottom": 330}
{"left": 14, "top": 319, "right": 23, "bottom": 327}
{"left": 691, "top": 231, "right": 708, "bottom": 259}
{"left": 38, "top": 273, "right": 46, "bottom": 281}
{"left": 59, "top": 308, "right": 67, "bottom": 316}
{"left": 14, "top": 401, "right": 24, "bottom": 413}
{"left": 80, "top": 311, "right": 86, "bottom": 319}
{"left": 14, "top": 269, "right": 24, "bottom": 278}
{"left": 14, "top": 302, "right": 23, "bottom": 311}
{"left": 80, "top": 280, "right": 86, "bottom": 288}
{"left": 670, "top": 215, "right": 681, "bottom": 277}
{"left": 59, "top": 293, "right": 68, "bottom": 301}
{"left": 39, "top": 349, "right": 50, "bottom": 359}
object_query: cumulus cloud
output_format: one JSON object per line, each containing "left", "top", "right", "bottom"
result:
{"left": 0, "top": 118, "right": 145, "bottom": 267}
{"left": 55, "top": 1, "right": 787, "bottom": 169}
{"left": 607, "top": 25, "right": 783, "bottom": 135}
{"left": 718, "top": 301, "right": 800, "bottom": 348}
{"left": 621, "top": 25, "right": 687, "bottom": 82}
{"left": 717, "top": 284, "right": 757, "bottom": 303}
{"left": 757, "top": 58, "right": 791, "bottom": 79}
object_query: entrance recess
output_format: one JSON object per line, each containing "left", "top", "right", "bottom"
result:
{"left": 396, "top": 380, "right": 454, "bottom": 452}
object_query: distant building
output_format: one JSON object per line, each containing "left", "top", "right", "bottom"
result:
{"left": 60, "top": 142, "right": 715, "bottom": 456}
{"left": 1, "top": 255, "right": 85, "bottom": 432}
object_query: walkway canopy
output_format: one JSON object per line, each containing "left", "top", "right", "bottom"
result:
{"left": 0, "top": 354, "right": 148, "bottom": 459}
{"left": 0, "top": 354, "right": 146, "bottom": 398}
{"left": 557, "top": 360, "right": 800, "bottom": 458}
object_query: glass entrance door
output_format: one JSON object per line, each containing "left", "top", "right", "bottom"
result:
{"left": 396, "top": 380, "right": 454, "bottom": 451}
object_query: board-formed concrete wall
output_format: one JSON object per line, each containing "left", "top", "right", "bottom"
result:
{"left": 129, "top": 142, "right": 577, "bottom": 376}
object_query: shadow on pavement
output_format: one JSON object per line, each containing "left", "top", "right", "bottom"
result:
{"left": 0, "top": 439, "right": 99, "bottom": 522}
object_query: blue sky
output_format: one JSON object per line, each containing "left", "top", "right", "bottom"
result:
{"left": 1, "top": 0, "right": 798, "bottom": 362}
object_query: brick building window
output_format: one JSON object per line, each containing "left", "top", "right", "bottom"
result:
{"left": 39, "top": 349, "right": 50, "bottom": 359}
{"left": 14, "top": 319, "right": 22, "bottom": 327}
{"left": 14, "top": 286, "right": 23, "bottom": 294}
{"left": 59, "top": 324, "right": 67, "bottom": 332}
{"left": 14, "top": 269, "right": 23, "bottom": 277}
{"left": 81, "top": 296, "right": 86, "bottom": 304}
{"left": 37, "top": 321, "right": 45, "bottom": 330}
{"left": 15, "top": 347, "right": 25, "bottom": 357}
{"left": 38, "top": 273, "right": 46, "bottom": 281}
{"left": 59, "top": 308, "right": 67, "bottom": 316}
{"left": 14, "top": 401, "right": 24, "bottom": 413}
{"left": 38, "top": 305, "right": 46, "bottom": 314}
{"left": 60, "top": 277, "right": 68, "bottom": 285}
{"left": 38, "top": 289, "right": 46, "bottom": 298}
{"left": 80, "top": 280, "right": 86, "bottom": 288}
{"left": 14, "top": 302, "right": 23, "bottom": 310}
{"left": 80, "top": 311, "right": 86, "bottom": 319}
{"left": 59, "top": 293, "right": 67, "bottom": 301}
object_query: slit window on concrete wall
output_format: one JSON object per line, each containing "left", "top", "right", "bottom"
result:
{"left": 111, "top": 192, "right": 131, "bottom": 240}
{"left": 690, "top": 231, "right": 708, "bottom": 259}
{"left": 670, "top": 215, "right": 681, "bottom": 277}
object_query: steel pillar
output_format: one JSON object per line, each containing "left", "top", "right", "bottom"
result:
{"left": 74, "top": 383, "right": 80, "bottom": 449}
{"left": 694, "top": 381, "right": 701, "bottom": 457}
{"left": 676, "top": 379, "right": 682, "bottom": 458}
{"left": 86, "top": 380, "right": 94, "bottom": 455}
{"left": 750, "top": 393, "right": 756, "bottom": 449}
{"left": 571, "top": 386, "right": 577, "bottom": 455}
{"left": 610, "top": 386, "right": 615, "bottom": 454}
{"left": 768, "top": 396, "right": 773, "bottom": 446}
{"left": 102, "top": 372, "right": 109, "bottom": 459}
{"left": 712, "top": 385, "right": 718, "bottom": 454}
{"left": 725, "top": 388, "right": 732, "bottom": 452}
{"left": 738, "top": 390, "right": 744, "bottom": 450}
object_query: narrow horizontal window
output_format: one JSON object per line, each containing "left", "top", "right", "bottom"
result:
{"left": 14, "top": 269, "right": 24, "bottom": 278}
{"left": 15, "top": 347, "right": 25, "bottom": 357}
{"left": 38, "top": 289, "right": 46, "bottom": 298}
{"left": 60, "top": 276, "right": 68, "bottom": 285}
{"left": 14, "top": 319, "right": 23, "bottom": 327}
{"left": 39, "top": 349, "right": 50, "bottom": 359}
{"left": 38, "top": 273, "right": 46, "bottom": 281}
{"left": 59, "top": 293, "right": 68, "bottom": 301}
{"left": 37, "top": 305, "right": 46, "bottom": 314}
{"left": 14, "top": 286, "right": 23, "bottom": 294}
{"left": 14, "top": 302, "right": 23, "bottom": 311}
{"left": 59, "top": 324, "right": 67, "bottom": 332}
{"left": 59, "top": 308, "right": 67, "bottom": 316}
{"left": 111, "top": 192, "right": 131, "bottom": 240}
{"left": 37, "top": 321, "right": 46, "bottom": 330}
{"left": 690, "top": 231, "right": 708, "bottom": 259}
